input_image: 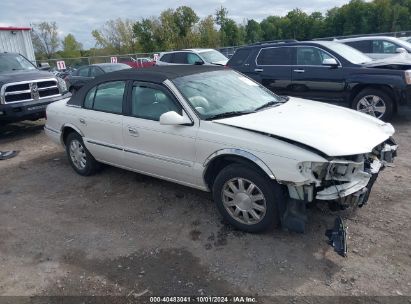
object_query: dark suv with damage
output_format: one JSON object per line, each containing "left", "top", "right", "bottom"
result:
{"left": 228, "top": 40, "right": 411, "bottom": 121}
{"left": 0, "top": 52, "right": 69, "bottom": 124}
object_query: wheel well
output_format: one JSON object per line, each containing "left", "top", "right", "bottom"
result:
{"left": 204, "top": 155, "right": 271, "bottom": 190}
{"left": 61, "top": 126, "right": 78, "bottom": 145}
{"left": 350, "top": 84, "right": 397, "bottom": 111}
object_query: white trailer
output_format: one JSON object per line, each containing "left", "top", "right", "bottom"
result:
{"left": 0, "top": 27, "right": 35, "bottom": 62}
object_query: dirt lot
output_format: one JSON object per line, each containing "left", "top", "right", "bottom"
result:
{"left": 0, "top": 111, "right": 410, "bottom": 299}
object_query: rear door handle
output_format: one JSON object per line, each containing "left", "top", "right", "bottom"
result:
{"left": 128, "top": 127, "right": 139, "bottom": 136}
{"left": 254, "top": 68, "right": 264, "bottom": 72}
{"left": 293, "top": 69, "right": 305, "bottom": 73}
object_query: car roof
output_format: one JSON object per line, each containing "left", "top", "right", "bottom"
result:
{"left": 338, "top": 36, "right": 402, "bottom": 42}
{"left": 92, "top": 63, "right": 129, "bottom": 67}
{"left": 235, "top": 40, "right": 337, "bottom": 50}
{"left": 67, "top": 65, "right": 225, "bottom": 106}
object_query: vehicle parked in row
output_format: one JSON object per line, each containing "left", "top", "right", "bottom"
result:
{"left": 227, "top": 40, "right": 411, "bottom": 120}
{"left": 0, "top": 52, "right": 69, "bottom": 124}
{"left": 338, "top": 36, "right": 411, "bottom": 59}
{"left": 119, "top": 56, "right": 155, "bottom": 69}
{"left": 45, "top": 66, "right": 397, "bottom": 254}
{"left": 400, "top": 36, "right": 411, "bottom": 44}
{"left": 65, "top": 63, "right": 131, "bottom": 95}
{"left": 156, "top": 49, "right": 228, "bottom": 66}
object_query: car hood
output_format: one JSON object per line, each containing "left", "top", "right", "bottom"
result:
{"left": 213, "top": 98, "right": 395, "bottom": 156}
{"left": 362, "top": 52, "right": 411, "bottom": 68}
{"left": 210, "top": 60, "right": 229, "bottom": 66}
{"left": 0, "top": 70, "right": 55, "bottom": 87}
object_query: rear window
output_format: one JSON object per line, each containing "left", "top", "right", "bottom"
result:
{"left": 257, "top": 47, "right": 292, "bottom": 65}
{"left": 160, "top": 53, "right": 172, "bottom": 62}
{"left": 228, "top": 49, "right": 252, "bottom": 66}
{"left": 345, "top": 40, "right": 371, "bottom": 53}
{"left": 173, "top": 52, "right": 188, "bottom": 64}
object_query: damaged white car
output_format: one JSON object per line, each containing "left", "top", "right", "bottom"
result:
{"left": 45, "top": 66, "right": 397, "bottom": 254}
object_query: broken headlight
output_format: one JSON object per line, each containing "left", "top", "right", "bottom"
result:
{"left": 299, "top": 158, "right": 366, "bottom": 183}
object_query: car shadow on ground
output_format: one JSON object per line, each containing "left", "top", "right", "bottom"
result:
{"left": 0, "top": 120, "right": 45, "bottom": 143}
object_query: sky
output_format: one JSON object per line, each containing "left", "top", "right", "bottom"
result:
{"left": 1, "top": 0, "right": 349, "bottom": 49}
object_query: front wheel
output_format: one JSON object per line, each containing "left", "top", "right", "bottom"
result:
{"left": 352, "top": 88, "right": 394, "bottom": 121}
{"left": 212, "top": 164, "right": 284, "bottom": 233}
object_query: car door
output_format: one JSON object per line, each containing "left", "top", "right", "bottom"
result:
{"left": 70, "top": 66, "right": 92, "bottom": 90}
{"left": 227, "top": 48, "right": 254, "bottom": 74}
{"left": 90, "top": 66, "right": 105, "bottom": 78}
{"left": 79, "top": 80, "right": 127, "bottom": 166}
{"left": 252, "top": 46, "right": 293, "bottom": 95}
{"left": 122, "top": 81, "right": 198, "bottom": 185}
{"left": 368, "top": 39, "right": 403, "bottom": 59}
{"left": 290, "top": 46, "right": 345, "bottom": 103}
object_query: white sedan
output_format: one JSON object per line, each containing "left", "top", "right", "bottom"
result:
{"left": 45, "top": 66, "right": 397, "bottom": 236}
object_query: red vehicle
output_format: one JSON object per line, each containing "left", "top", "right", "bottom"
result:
{"left": 119, "top": 57, "right": 155, "bottom": 69}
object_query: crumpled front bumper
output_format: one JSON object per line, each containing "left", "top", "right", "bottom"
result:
{"left": 315, "top": 140, "right": 398, "bottom": 207}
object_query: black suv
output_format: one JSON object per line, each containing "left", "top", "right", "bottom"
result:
{"left": 227, "top": 40, "right": 411, "bottom": 120}
{"left": 0, "top": 52, "right": 69, "bottom": 124}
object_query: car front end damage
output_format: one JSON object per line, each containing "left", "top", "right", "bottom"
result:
{"left": 280, "top": 137, "right": 397, "bottom": 256}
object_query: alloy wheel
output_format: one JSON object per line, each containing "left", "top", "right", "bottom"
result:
{"left": 221, "top": 177, "right": 267, "bottom": 225}
{"left": 356, "top": 95, "right": 386, "bottom": 119}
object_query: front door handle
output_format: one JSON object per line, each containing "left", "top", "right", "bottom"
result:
{"left": 254, "top": 68, "right": 264, "bottom": 72}
{"left": 128, "top": 127, "right": 139, "bottom": 136}
{"left": 293, "top": 69, "right": 305, "bottom": 73}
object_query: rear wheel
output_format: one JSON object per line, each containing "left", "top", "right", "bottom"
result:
{"left": 212, "top": 164, "right": 283, "bottom": 233}
{"left": 65, "top": 132, "right": 98, "bottom": 176}
{"left": 352, "top": 88, "right": 394, "bottom": 121}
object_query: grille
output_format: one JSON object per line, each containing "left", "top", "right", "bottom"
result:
{"left": 1, "top": 78, "right": 61, "bottom": 104}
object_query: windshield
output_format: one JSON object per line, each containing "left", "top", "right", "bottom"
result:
{"left": 199, "top": 50, "right": 228, "bottom": 63}
{"left": 0, "top": 54, "right": 36, "bottom": 72}
{"left": 318, "top": 42, "right": 373, "bottom": 64}
{"left": 100, "top": 63, "right": 131, "bottom": 73}
{"left": 172, "top": 70, "right": 281, "bottom": 119}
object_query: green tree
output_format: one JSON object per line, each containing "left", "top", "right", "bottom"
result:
{"left": 60, "top": 34, "right": 82, "bottom": 58}
{"left": 92, "top": 18, "right": 137, "bottom": 54}
{"left": 174, "top": 6, "right": 200, "bottom": 47}
{"left": 198, "top": 15, "right": 220, "bottom": 48}
{"left": 245, "top": 19, "right": 263, "bottom": 43}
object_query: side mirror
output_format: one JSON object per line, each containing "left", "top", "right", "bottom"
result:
{"left": 159, "top": 111, "right": 192, "bottom": 125}
{"left": 396, "top": 47, "right": 407, "bottom": 54}
{"left": 194, "top": 60, "right": 204, "bottom": 65}
{"left": 322, "top": 58, "right": 339, "bottom": 67}
{"left": 38, "top": 62, "right": 51, "bottom": 70}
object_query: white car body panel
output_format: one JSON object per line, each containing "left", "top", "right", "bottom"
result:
{"left": 45, "top": 74, "right": 396, "bottom": 205}
{"left": 213, "top": 98, "right": 394, "bottom": 156}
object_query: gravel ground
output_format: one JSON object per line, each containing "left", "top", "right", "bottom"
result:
{"left": 0, "top": 111, "right": 410, "bottom": 299}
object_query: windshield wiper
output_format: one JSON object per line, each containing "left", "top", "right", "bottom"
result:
{"left": 205, "top": 110, "right": 255, "bottom": 120}
{"left": 254, "top": 97, "right": 289, "bottom": 112}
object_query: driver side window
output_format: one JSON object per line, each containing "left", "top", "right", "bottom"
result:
{"left": 131, "top": 84, "right": 182, "bottom": 121}
{"left": 296, "top": 47, "right": 333, "bottom": 65}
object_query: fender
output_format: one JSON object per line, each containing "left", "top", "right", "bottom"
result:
{"left": 60, "top": 123, "right": 84, "bottom": 146}
{"left": 203, "top": 148, "right": 276, "bottom": 179}
{"left": 347, "top": 73, "right": 406, "bottom": 89}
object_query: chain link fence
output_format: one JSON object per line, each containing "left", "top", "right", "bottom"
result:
{"left": 36, "top": 53, "right": 157, "bottom": 70}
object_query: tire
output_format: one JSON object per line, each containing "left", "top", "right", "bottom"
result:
{"left": 212, "top": 164, "right": 284, "bottom": 233}
{"left": 352, "top": 88, "right": 394, "bottom": 121}
{"left": 65, "top": 132, "right": 98, "bottom": 176}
